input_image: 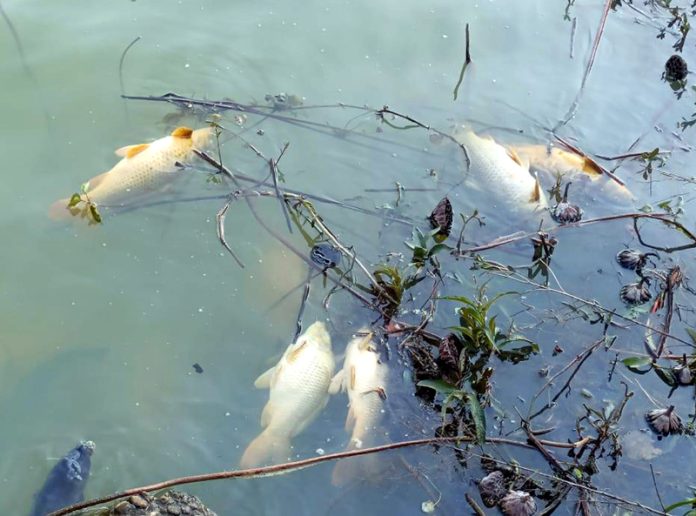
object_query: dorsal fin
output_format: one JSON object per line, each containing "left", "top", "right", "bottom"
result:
{"left": 581, "top": 156, "right": 603, "bottom": 176}
{"left": 529, "top": 172, "right": 542, "bottom": 203}
{"left": 115, "top": 143, "right": 150, "bottom": 159}
{"left": 171, "top": 126, "right": 193, "bottom": 139}
{"left": 287, "top": 339, "right": 307, "bottom": 363}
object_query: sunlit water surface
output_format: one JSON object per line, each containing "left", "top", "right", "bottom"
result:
{"left": 1, "top": 1, "right": 696, "bottom": 514}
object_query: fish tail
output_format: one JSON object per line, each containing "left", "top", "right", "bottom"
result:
{"left": 331, "top": 439, "right": 381, "bottom": 486}
{"left": 239, "top": 429, "right": 291, "bottom": 469}
{"left": 48, "top": 198, "right": 75, "bottom": 221}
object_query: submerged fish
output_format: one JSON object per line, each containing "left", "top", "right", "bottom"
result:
{"left": 452, "top": 127, "right": 547, "bottom": 212}
{"left": 49, "top": 126, "right": 212, "bottom": 219}
{"left": 240, "top": 321, "right": 335, "bottom": 468}
{"left": 329, "top": 330, "right": 388, "bottom": 485}
{"left": 31, "top": 440, "right": 95, "bottom": 516}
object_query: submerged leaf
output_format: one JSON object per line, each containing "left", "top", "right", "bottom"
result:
{"left": 416, "top": 379, "right": 458, "bottom": 395}
{"left": 468, "top": 394, "right": 486, "bottom": 444}
{"left": 67, "top": 193, "right": 82, "bottom": 208}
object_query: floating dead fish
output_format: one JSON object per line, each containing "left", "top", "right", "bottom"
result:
{"left": 452, "top": 127, "right": 547, "bottom": 213}
{"left": 31, "top": 440, "right": 95, "bottom": 516}
{"left": 240, "top": 321, "right": 335, "bottom": 468}
{"left": 329, "top": 329, "right": 389, "bottom": 485}
{"left": 49, "top": 126, "right": 212, "bottom": 219}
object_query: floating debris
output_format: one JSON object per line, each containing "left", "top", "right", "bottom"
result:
{"left": 620, "top": 279, "right": 651, "bottom": 306}
{"left": 616, "top": 249, "right": 655, "bottom": 272}
{"left": 310, "top": 243, "right": 342, "bottom": 269}
{"left": 673, "top": 357, "right": 693, "bottom": 386}
{"left": 645, "top": 405, "right": 683, "bottom": 437}
{"left": 436, "top": 333, "right": 462, "bottom": 384}
{"left": 192, "top": 363, "right": 204, "bottom": 374}
{"left": 550, "top": 183, "right": 583, "bottom": 224}
{"left": 107, "top": 490, "right": 217, "bottom": 515}
{"left": 478, "top": 470, "right": 507, "bottom": 507}
{"left": 429, "top": 197, "right": 453, "bottom": 238}
{"left": 665, "top": 54, "right": 688, "bottom": 82}
{"left": 499, "top": 490, "right": 537, "bottom": 516}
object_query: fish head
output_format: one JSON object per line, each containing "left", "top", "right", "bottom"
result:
{"left": 302, "top": 321, "right": 332, "bottom": 351}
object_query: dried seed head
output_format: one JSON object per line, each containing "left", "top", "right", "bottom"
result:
{"left": 478, "top": 471, "right": 507, "bottom": 507}
{"left": 429, "top": 197, "right": 453, "bottom": 238}
{"left": 499, "top": 490, "right": 537, "bottom": 516}
{"left": 673, "top": 363, "right": 694, "bottom": 386}
{"left": 437, "top": 333, "right": 462, "bottom": 384}
{"left": 620, "top": 280, "right": 651, "bottom": 306}
{"left": 551, "top": 201, "right": 583, "bottom": 224}
{"left": 646, "top": 405, "right": 683, "bottom": 436}
{"left": 551, "top": 183, "right": 583, "bottom": 224}
{"left": 665, "top": 54, "right": 688, "bottom": 82}
{"left": 616, "top": 249, "right": 645, "bottom": 271}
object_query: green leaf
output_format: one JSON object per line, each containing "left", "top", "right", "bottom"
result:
{"left": 467, "top": 394, "right": 486, "bottom": 444}
{"left": 89, "top": 204, "right": 102, "bottom": 224}
{"left": 654, "top": 367, "right": 677, "bottom": 387}
{"left": 67, "top": 193, "right": 82, "bottom": 208}
{"left": 621, "top": 356, "right": 653, "bottom": 373}
{"left": 686, "top": 328, "right": 696, "bottom": 345}
{"left": 417, "top": 379, "right": 459, "bottom": 395}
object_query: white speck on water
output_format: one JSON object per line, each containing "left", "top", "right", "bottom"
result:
{"left": 316, "top": 448, "right": 325, "bottom": 455}
{"left": 135, "top": 402, "right": 140, "bottom": 407}
{"left": 184, "top": 63, "right": 190, "bottom": 68}
{"left": 441, "top": 34, "right": 448, "bottom": 39}
{"left": 225, "top": 412, "right": 231, "bottom": 417}
{"left": 198, "top": 307, "right": 204, "bottom": 313}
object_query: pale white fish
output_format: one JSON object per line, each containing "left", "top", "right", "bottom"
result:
{"left": 49, "top": 126, "right": 212, "bottom": 219}
{"left": 329, "top": 329, "right": 389, "bottom": 485}
{"left": 240, "top": 321, "right": 335, "bottom": 468}
{"left": 452, "top": 127, "right": 547, "bottom": 212}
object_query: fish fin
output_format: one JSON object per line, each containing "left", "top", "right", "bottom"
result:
{"left": 331, "top": 438, "right": 392, "bottom": 486}
{"left": 349, "top": 365, "right": 356, "bottom": 390}
{"left": 192, "top": 127, "right": 213, "bottom": 149}
{"left": 239, "top": 429, "right": 291, "bottom": 468}
{"left": 116, "top": 143, "right": 151, "bottom": 159}
{"left": 253, "top": 366, "right": 276, "bottom": 389}
{"left": 581, "top": 156, "right": 604, "bottom": 177}
{"left": 344, "top": 406, "right": 356, "bottom": 432}
{"left": 529, "top": 172, "right": 542, "bottom": 203}
{"left": 287, "top": 339, "right": 307, "bottom": 363}
{"left": 114, "top": 143, "right": 150, "bottom": 158}
{"left": 85, "top": 170, "right": 111, "bottom": 190}
{"left": 329, "top": 369, "right": 345, "bottom": 394}
{"left": 49, "top": 198, "right": 80, "bottom": 221}
{"left": 260, "top": 401, "right": 275, "bottom": 428}
{"left": 171, "top": 126, "right": 194, "bottom": 139}
{"left": 507, "top": 148, "right": 523, "bottom": 166}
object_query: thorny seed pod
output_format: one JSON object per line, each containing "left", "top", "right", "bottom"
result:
{"left": 478, "top": 470, "right": 507, "bottom": 508}
{"left": 550, "top": 183, "right": 583, "bottom": 224}
{"left": 646, "top": 405, "right": 684, "bottom": 437}
{"left": 530, "top": 232, "right": 558, "bottom": 262}
{"left": 429, "top": 197, "right": 453, "bottom": 238}
{"left": 499, "top": 490, "right": 537, "bottom": 516}
{"left": 615, "top": 249, "right": 656, "bottom": 272}
{"left": 310, "top": 243, "right": 342, "bottom": 269}
{"left": 620, "top": 279, "right": 651, "bottom": 306}
{"left": 665, "top": 54, "right": 688, "bottom": 82}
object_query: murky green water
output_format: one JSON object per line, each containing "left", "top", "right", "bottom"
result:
{"left": 2, "top": 1, "right": 696, "bottom": 514}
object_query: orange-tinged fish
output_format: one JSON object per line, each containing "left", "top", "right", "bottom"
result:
{"left": 49, "top": 126, "right": 212, "bottom": 219}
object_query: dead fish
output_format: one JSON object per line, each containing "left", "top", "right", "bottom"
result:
{"left": 452, "top": 127, "right": 547, "bottom": 212}
{"left": 31, "top": 440, "right": 95, "bottom": 516}
{"left": 329, "top": 329, "right": 388, "bottom": 485}
{"left": 506, "top": 144, "right": 634, "bottom": 201}
{"left": 49, "top": 126, "right": 212, "bottom": 219}
{"left": 240, "top": 321, "right": 335, "bottom": 468}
